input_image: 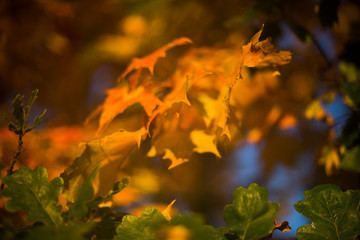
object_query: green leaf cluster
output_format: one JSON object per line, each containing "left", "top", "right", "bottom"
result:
{"left": 114, "top": 207, "right": 224, "bottom": 240}
{"left": 114, "top": 183, "right": 280, "bottom": 240}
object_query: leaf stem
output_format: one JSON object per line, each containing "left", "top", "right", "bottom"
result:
{"left": 1, "top": 130, "right": 24, "bottom": 190}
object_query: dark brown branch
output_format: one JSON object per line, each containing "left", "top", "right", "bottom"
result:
{"left": 1, "top": 130, "right": 24, "bottom": 190}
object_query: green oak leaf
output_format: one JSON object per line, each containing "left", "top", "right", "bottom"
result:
{"left": 114, "top": 207, "right": 168, "bottom": 240}
{"left": 1, "top": 166, "right": 63, "bottom": 227}
{"left": 25, "top": 89, "right": 39, "bottom": 121}
{"left": 294, "top": 184, "right": 360, "bottom": 240}
{"left": 223, "top": 183, "right": 280, "bottom": 240}
{"left": 11, "top": 94, "right": 25, "bottom": 130}
{"left": 114, "top": 207, "right": 226, "bottom": 240}
{"left": 26, "top": 109, "right": 47, "bottom": 133}
{"left": 24, "top": 223, "right": 93, "bottom": 240}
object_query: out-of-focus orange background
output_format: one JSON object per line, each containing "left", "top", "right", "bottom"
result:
{"left": 1, "top": 1, "right": 360, "bottom": 239}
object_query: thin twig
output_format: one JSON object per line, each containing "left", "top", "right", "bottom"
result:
{"left": 1, "top": 131, "right": 24, "bottom": 190}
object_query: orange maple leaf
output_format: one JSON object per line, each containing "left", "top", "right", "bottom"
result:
{"left": 118, "top": 37, "right": 192, "bottom": 81}
{"left": 163, "top": 148, "right": 189, "bottom": 170}
{"left": 242, "top": 25, "right": 291, "bottom": 68}
{"left": 94, "top": 86, "right": 162, "bottom": 134}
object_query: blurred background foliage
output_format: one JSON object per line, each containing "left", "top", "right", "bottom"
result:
{"left": 0, "top": 0, "right": 360, "bottom": 239}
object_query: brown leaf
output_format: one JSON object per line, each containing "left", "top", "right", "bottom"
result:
{"left": 242, "top": 25, "right": 291, "bottom": 69}
{"left": 274, "top": 221, "right": 292, "bottom": 232}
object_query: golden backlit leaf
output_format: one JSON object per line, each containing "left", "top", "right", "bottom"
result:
{"left": 97, "top": 86, "right": 161, "bottom": 134}
{"left": 147, "top": 145, "right": 157, "bottom": 157}
{"left": 118, "top": 37, "right": 192, "bottom": 80}
{"left": 165, "top": 77, "right": 191, "bottom": 106}
{"left": 197, "top": 94, "right": 217, "bottom": 127}
{"left": 221, "top": 124, "right": 231, "bottom": 141}
{"left": 96, "top": 128, "right": 147, "bottom": 196}
{"left": 162, "top": 199, "right": 176, "bottom": 221}
{"left": 230, "top": 71, "right": 279, "bottom": 107}
{"left": 190, "top": 130, "right": 221, "bottom": 157}
{"left": 163, "top": 148, "right": 189, "bottom": 170}
{"left": 320, "top": 145, "right": 340, "bottom": 176}
{"left": 241, "top": 24, "right": 291, "bottom": 69}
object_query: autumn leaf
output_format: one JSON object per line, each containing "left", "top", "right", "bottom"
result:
{"left": 319, "top": 145, "right": 340, "bottom": 176}
{"left": 118, "top": 37, "right": 192, "bottom": 81}
{"left": 242, "top": 25, "right": 292, "bottom": 68}
{"left": 190, "top": 130, "right": 221, "bottom": 157}
{"left": 93, "top": 86, "right": 161, "bottom": 134}
{"left": 162, "top": 199, "right": 176, "bottom": 221}
{"left": 163, "top": 148, "right": 189, "bottom": 170}
{"left": 61, "top": 128, "right": 146, "bottom": 202}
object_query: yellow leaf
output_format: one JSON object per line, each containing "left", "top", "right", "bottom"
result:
{"left": 320, "top": 145, "right": 340, "bottom": 176}
{"left": 118, "top": 37, "right": 192, "bottom": 80}
{"left": 97, "top": 128, "right": 147, "bottom": 196}
{"left": 190, "top": 130, "right": 221, "bottom": 157}
{"left": 242, "top": 25, "right": 291, "bottom": 68}
{"left": 162, "top": 199, "right": 176, "bottom": 221}
{"left": 163, "top": 148, "right": 189, "bottom": 170}
{"left": 197, "top": 94, "right": 217, "bottom": 127}
{"left": 165, "top": 77, "right": 191, "bottom": 106}
{"left": 147, "top": 145, "right": 157, "bottom": 157}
